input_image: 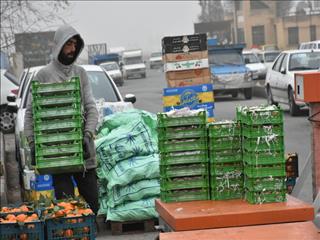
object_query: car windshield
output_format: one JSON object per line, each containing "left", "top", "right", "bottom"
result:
{"left": 209, "top": 52, "right": 243, "bottom": 65}
{"left": 124, "top": 56, "right": 142, "bottom": 65}
{"left": 86, "top": 71, "right": 120, "bottom": 102}
{"left": 151, "top": 52, "right": 162, "bottom": 57}
{"left": 101, "top": 63, "right": 119, "bottom": 71}
{"left": 243, "top": 53, "right": 260, "bottom": 64}
{"left": 289, "top": 52, "right": 320, "bottom": 71}
{"left": 264, "top": 52, "right": 280, "bottom": 62}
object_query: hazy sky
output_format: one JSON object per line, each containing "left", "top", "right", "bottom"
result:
{"left": 62, "top": 1, "right": 201, "bottom": 58}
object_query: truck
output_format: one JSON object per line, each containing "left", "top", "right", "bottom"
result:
{"left": 89, "top": 53, "right": 121, "bottom": 65}
{"left": 121, "top": 49, "right": 146, "bottom": 79}
{"left": 208, "top": 42, "right": 254, "bottom": 99}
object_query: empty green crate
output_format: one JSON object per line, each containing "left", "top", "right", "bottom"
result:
{"left": 211, "top": 189, "right": 243, "bottom": 200}
{"left": 159, "top": 138, "right": 207, "bottom": 153}
{"left": 36, "top": 155, "right": 84, "bottom": 174}
{"left": 210, "top": 162, "right": 243, "bottom": 177}
{"left": 209, "top": 149, "right": 242, "bottom": 163}
{"left": 160, "top": 188, "right": 209, "bottom": 203}
{"left": 33, "top": 106, "right": 82, "bottom": 120}
{"left": 158, "top": 125, "right": 207, "bottom": 140}
{"left": 32, "top": 93, "right": 81, "bottom": 108}
{"left": 245, "top": 190, "right": 286, "bottom": 204}
{"left": 237, "top": 105, "right": 283, "bottom": 125}
{"left": 243, "top": 150, "right": 285, "bottom": 165}
{"left": 160, "top": 163, "right": 208, "bottom": 178}
{"left": 35, "top": 131, "right": 82, "bottom": 144}
{"left": 209, "top": 136, "right": 241, "bottom": 150}
{"left": 244, "top": 164, "right": 286, "bottom": 178}
{"left": 208, "top": 121, "right": 241, "bottom": 138}
{"left": 210, "top": 176, "right": 243, "bottom": 191}
{"left": 242, "top": 124, "right": 283, "bottom": 138}
{"left": 157, "top": 111, "right": 206, "bottom": 128}
{"left": 36, "top": 143, "right": 83, "bottom": 157}
{"left": 242, "top": 136, "right": 284, "bottom": 152}
{"left": 34, "top": 118, "right": 83, "bottom": 133}
{"left": 32, "top": 78, "right": 80, "bottom": 94}
{"left": 161, "top": 175, "right": 209, "bottom": 191}
{"left": 244, "top": 176, "right": 286, "bottom": 191}
{"left": 160, "top": 150, "right": 208, "bottom": 165}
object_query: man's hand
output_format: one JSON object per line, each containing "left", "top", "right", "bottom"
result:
{"left": 83, "top": 131, "right": 95, "bottom": 159}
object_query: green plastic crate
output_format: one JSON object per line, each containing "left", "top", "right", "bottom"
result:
{"left": 237, "top": 105, "right": 283, "bottom": 125}
{"left": 32, "top": 77, "right": 80, "bottom": 95}
{"left": 209, "top": 149, "right": 242, "bottom": 163}
{"left": 159, "top": 138, "right": 207, "bottom": 153}
{"left": 33, "top": 106, "right": 82, "bottom": 120}
{"left": 35, "top": 131, "right": 82, "bottom": 145}
{"left": 157, "top": 111, "right": 206, "bottom": 128}
{"left": 160, "top": 163, "right": 208, "bottom": 178}
{"left": 160, "top": 150, "right": 208, "bottom": 165}
{"left": 244, "top": 164, "right": 286, "bottom": 178}
{"left": 158, "top": 125, "right": 207, "bottom": 140}
{"left": 242, "top": 136, "right": 284, "bottom": 152}
{"left": 243, "top": 150, "right": 285, "bottom": 165}
{"left": 209, "top": 136, "right": 241, "bottom": 150}
{"left": 36, "top": 143, "right": 83, "bottom": 158}
{"left": 242, "top": 124, "right": 283, "bottom": 138}
{"left": 160, "top": 175, "right": 209, "bottom": 191}
{"left": 211, "top": 189, "right": 243, "bottom": 200}
{"left": 36, "top": 155, "right": 84, "bottom": 174}
{"left": 34, "top": 118, "right": 83, "bottom": 133}
{"left": 160, "top": 188, "right": 209, "bottom": 203}
{"left": 33, "top": 94, "right": 81, "bottom": 109}
{"left": 244, "top": 176, "right": 286, "bottom": 191}
{"left": 210, "top": 162, "right": 243, "bottom": 177}
{"left": 210, "top": 176, "right": 243, "bottom": 191}
{"left": 208, "top": 121, "right": 241, "bottom": 138}
{"left": 245, "top": 189, "right": 286, "bottom": 204}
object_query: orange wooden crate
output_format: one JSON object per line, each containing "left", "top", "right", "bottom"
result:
{"left": 295, "top": 72, "right": 320, "bottom": 103}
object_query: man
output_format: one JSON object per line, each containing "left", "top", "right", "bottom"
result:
{"left": 24, "top": 25, "right": 99, "bottom": 214}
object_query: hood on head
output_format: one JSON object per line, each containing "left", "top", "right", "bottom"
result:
{"left": 52, "top": 25, "right": 84, "bottom": 65}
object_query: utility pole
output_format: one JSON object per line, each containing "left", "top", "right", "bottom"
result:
{"left": 233, "top": 0, "right": 238, "bottom": 43}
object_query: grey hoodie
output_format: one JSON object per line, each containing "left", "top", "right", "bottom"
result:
{"left": 24, "top": 25, "right": 98, "bottom": 169}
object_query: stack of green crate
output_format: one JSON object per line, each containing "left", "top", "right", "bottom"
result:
{"left": 237, "top": 105, "right": 286, "bottom": 204}
{"left": 32, "top": 77, "right": 84, "bottom": 175}
{"left": 208, "top": 120, "right": 243, "bottom": 200}
{"left": 157, "top": 110, "right": 209, "bottom": 203}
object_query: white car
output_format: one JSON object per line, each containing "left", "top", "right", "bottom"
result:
{"left": 100, "top": 61, "right": 124, "bottom": 86}
{"left": 243, "top": 50, "right": 267, "bottom": 85}
{"left": 0, "top": 69, "right": 19, "bottom": 133}
{"left": 149, "top": 52, "right": 163, "bottom": 69}
{"left": 8, "top": 65, "right": 136, "bottom": 171}
{"left": 257, "top": 50, "right": 281, "bottom": 70}
{"left": 265, "top": 49, "right": 320, "bottom": 116}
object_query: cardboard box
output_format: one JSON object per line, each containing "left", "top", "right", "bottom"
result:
{"left": 163, "top": 51, "right": 208, "bottom": 62}
{"left": 166, "top": 68, "right": 210, "bottom": 80}
{"left": 30, "top": 174, "right": 53, "bottom": 191}
{"left": 163, "top": 84, "right": 215, "bottom": 120}
{"left": 164, "top": 59, "right": 209, "bottom": 72}
{"left": 167, "top": 76, "right": 211, "bottom": 88}
{"left": 26, "top": 189, "right": 55, "bottom": 201}
{"left": 162, "top": 33, "right": 207, "bottom": 46}
{"left": 162, "top": 42, "right": 207, "bottom": 54}
{"left": 23, "top": 169, "right": 35, "bottom": 190}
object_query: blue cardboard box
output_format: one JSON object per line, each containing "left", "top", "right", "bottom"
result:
{"left": 30, "top": 174, "right": 53, "bottom": 191}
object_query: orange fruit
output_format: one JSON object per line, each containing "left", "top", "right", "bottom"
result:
{"left": 64, "top": 229, "right": 73, "bottom": 237}
{"left": 19, "top": 205, "right": 29, "bottom": 212}
{"left": 82, "top": 226, "right": 90, "bottom": 233}
{"left": 19, "top": 233, "right": 28, "bottom": 240}
{"left": 16, "top": 214, "right": 28, "bottom": 222}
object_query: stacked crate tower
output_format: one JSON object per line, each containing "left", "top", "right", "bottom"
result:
{"left": 208, "top": 121, "right": 243, "bottom": 200}
{"left": 162, "top": 33, "right": 210, "bottom": 88}
{"left": 157, "top": 110, "right": 209, "bottom": 203}
{"left": 238, "top": 105, "right": 286, "bottom": 204}
{"left": 32, "top": 77, "right": 84, "bottom": 175}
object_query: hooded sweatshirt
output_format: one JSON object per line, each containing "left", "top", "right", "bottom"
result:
{"left": 24, "top": 25, "right": 98, "bottom": 169}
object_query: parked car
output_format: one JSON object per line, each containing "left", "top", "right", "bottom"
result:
{"left": 149, "top": 52, "right": 163, "bottom": 69}
{"left": 243, "top": 50, "right": 267, "bottom": 85}
{"left": 0, "top": 69, "right": 19, "bottom": 133}
{"left": 265, "top": 49, "right": 320, "bottom": 116}
{"left": 100, "top": 61, "right": 124, "bottom": 86}
{"left": 7, "top": 65, "right": 136, "bottom": 173}
{"left": 299, "top": 40, "right": 320, "bottom": 50}
{"left": 256, "top": 50, "right": 281, "bottom": 70}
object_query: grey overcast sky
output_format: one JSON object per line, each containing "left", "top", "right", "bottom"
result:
{"left": 62, "top": 1, "right": 201, "bottom": 58}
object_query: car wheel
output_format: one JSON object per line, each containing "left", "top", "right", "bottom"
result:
{"left": 0, "top": 105, "right": 15, "bottom": 134}
{"left": 243, "top": 88, "right": 252, "bottom": 100}
{"left": 231, "top": 92, "right": 238, "bottom": 98}
{"left": 288, "top": 89, "right": 300, "bottom": 116}
{"left": 266, "top": 86, "right": 278, "bottom": 106}
{"left": 142, "top": 73, "right": 146, "bottom": 78}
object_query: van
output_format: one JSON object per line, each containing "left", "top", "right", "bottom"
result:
{"left": 299, "top": 40, "right": 320, "bottom": 50}
{"left": 121, "top": 49, "right": 146, "bottom": 79}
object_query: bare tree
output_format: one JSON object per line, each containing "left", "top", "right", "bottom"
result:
{"left": 198, "top": 0, "right": 225, "bottom": 22}
{"left": 0, "top": 0, "right": 69, "bottom": 54}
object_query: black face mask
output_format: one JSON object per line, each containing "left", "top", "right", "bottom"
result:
{"left": 58, "top": 51, "right": 75, "bottom": 65}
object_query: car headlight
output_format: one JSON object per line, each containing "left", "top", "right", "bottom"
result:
{"left": 244, "top": 72, "right": 252, "bottom": 81}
